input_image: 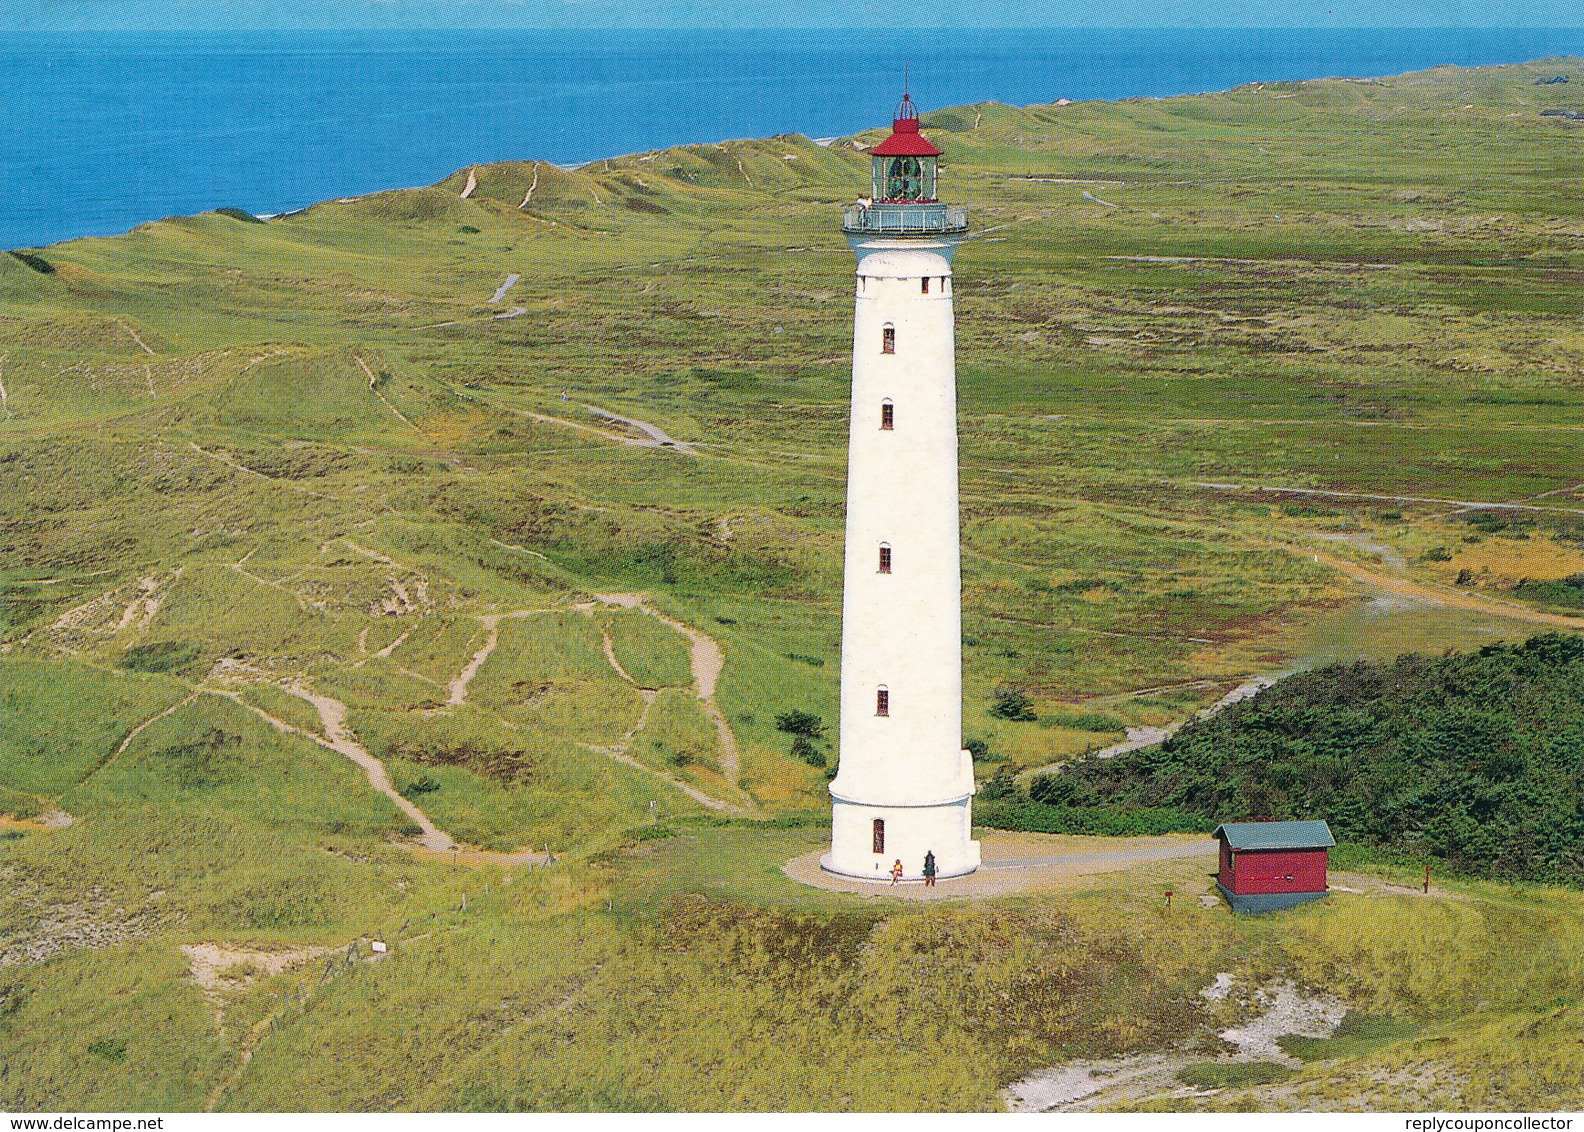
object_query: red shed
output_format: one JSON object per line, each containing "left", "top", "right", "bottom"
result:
{"left": 1213, "top": 820, "right": 1335, "bottom": 914}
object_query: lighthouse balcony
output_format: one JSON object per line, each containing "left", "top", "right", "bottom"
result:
{"left": 842, "top": 201, "right": 967, "bottom": 237}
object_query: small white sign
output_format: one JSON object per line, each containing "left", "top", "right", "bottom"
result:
{"left": 371, "top": 940, "right": 388, "bottom": 954}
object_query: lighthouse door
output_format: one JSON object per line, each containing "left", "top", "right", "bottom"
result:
{"left": 872, "top": 819, "right": 885, "bottom": 854}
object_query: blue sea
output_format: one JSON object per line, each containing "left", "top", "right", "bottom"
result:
{"left": 4, "top": 27, "right": 1584, "bottom": 250}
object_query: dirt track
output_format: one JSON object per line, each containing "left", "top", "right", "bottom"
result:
{"left": 1284, "top": 541, "right": 1584, "bottom": 630}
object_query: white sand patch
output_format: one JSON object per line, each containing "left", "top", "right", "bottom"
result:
{"left": 1004, "top": 977, "right": 1346, "bottom": 1112}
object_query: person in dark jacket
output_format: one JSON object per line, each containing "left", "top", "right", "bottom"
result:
{"left": 922, "top": 850, "right": 937, "bottom": 887}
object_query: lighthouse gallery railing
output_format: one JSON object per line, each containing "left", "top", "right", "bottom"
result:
{"left": 842, "top": 203, "right": 967, "bottom": 236}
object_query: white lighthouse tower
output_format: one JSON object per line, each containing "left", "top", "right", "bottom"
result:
{"left": 822, "top": 92, "right": 980, "bottom": 882}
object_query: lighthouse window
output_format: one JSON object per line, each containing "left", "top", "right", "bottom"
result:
{"left": 880, "top": 400, "right": 894, "bottom": 430}
{"left": 876, "top": 686, "right": 890, "bottom": 717}
{"left": 881, "top": 326, "right": 895, "bottom": 354}
{"left": 878, "top": 543, "right": 892, "bottom": 573}
{"left": 872, "top": 819, "right": 885, "bottom": 854}
{"left": 885, "top": 156, "right": 924, "bottom": 201}
{"left": 921, "top": 277, "right": 930, "bottom": 294}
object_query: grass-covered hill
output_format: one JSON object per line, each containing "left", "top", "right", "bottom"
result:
{"left": 5, "top": 58, "right": 1584, "bottom": 1111}
{"left": 1031, "top": 633, "right": 1584, "bottom": 885}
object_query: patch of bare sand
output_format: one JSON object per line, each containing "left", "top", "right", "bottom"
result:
{"left": 0, "top": 810, "right": 72, "bottom": 832}
{"left": 783, "top": 830, "right": 1218, "bottom": 899}
{"left": 1006, "top": 977, "right": 1346, "bottom": 1112}
{"left": 181, "top": 942, "right": 335, "bottom": 991}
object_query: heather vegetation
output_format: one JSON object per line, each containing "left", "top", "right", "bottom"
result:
{"left": 4, "top": 59, "right": 1584, "bottom": 1110}
{"left": 1032, "top": 634, "right": 1584, "bottom": 885}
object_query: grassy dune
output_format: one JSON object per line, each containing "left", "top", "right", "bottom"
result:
{"left": 4, "top": 59, "right": 1584, "bottom": 1110}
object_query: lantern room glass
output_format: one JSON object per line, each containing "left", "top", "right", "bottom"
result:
{"left": 872, "top": 154, "right": 937, "bottom": 203}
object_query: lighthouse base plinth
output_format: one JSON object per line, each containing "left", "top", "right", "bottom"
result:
{"left": 823, "top": 797, "right": 980, "bottom": 882}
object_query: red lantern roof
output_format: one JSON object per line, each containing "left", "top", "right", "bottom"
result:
{"left": 870, "top": 92, "right": 942, "bottom": 157}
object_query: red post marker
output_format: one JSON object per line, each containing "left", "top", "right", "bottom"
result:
{"left": 1164, "top": 889, "right": 1173, "bottom": 909}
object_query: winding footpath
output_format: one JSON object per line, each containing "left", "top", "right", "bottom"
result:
{"left": 246, "top": 686, "right": 454, "bottom": 852}
{"left": 448, "top": 616, "right": 502, "bottom": 706}
{"left": 576, "top": 592, "right": 751, "bottom": 813}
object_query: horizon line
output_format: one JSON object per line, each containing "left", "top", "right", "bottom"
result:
{"left": 8, "top": 23, "right": 1584, "bottom": 31}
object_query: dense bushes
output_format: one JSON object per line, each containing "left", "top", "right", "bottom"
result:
{"left": 776, "top": 710, "right": 828, "bottom": 767}
{"left": 1028, "top": 634, "right": 1584, "bottom": 885}
{"left": 977, "top": 799, "right": 1214, "bottom": 837}
{"left": 989, "top": 688, "right": 1037, "bottom": 721}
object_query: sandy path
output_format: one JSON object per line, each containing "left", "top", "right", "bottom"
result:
{"left": 585, "top": 594, "right": 742, "bottom": 788}
{"left": 374, "top": 629, "right": 411, "bottom": 658}
{"left": 1028, "top": 529, "right": 1584, "bottom": 780}
{"left": 579, "top": 694, "right": 748, "bottom": 815}
{"left": 118, "top": 319, "right": 156, "bottom": 356}
{"left": 489, "top": 274, "right": 521, "bottom": 304}
{"left": 256, "top": 686, "right": 451, "bottom": 851}
{"left": 86, "top": 692, "right": 202, "bottom": 783}
{"left": 0, "top": 811, "right": 73, "bottom": 832}
{"left": 519, "top": 409, "right": 633, "bottom": 446}
{"left": 599, "top": 631, "right": 637, "bottom": 685}
{"left": 567, "top": 592, "right": 750, "bottom": 812}
{"left": 1026, "top": 674, "right": 1282, "bottom": 778}
{"left": 188, "top": 442, "right": 329, "bottom": 498}
{"left": 1194, "top": 480, "right": 1584, "bottom": 519}
{"left": 355, "top": 355, "right": 418, "bottom": 431}
{"left": 207, "top": 687, "right": 453, "bottom": 853}
{"left": 784, "top": 831, "right": 1217, "bottom": 899}
{"left": 232, "top": 550, "right": 307, "bottom": 611}
{"left": 1298, "top": 543, "right": 1584, "bottom": 630}
{"left": 114, "top": 570, "right": 175, "bottom": 632}
{"left": 448, "top": 617, "right": 500, "bottom": 706}
{"left": 583, "top": 405, "right": 697, "bottom": 454}
{"left": 488, "top": 537, "right": 548, "bottom": 561}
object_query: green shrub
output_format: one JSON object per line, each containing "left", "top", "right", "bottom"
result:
{"left": 401, "top": 775, "right": 441, "bottom": 799}
{"left": 1046, "top": 634, "right": 1584, "bottom": 884}
{"left": 775, "top": 710, "right": 825, "bottom": 738}
{"left": 790, "top": 735, "right": 826, "bottom": 767}
{"left": 86, "top": 1038, "right": 128, "bottom": 1064}
{"left": 989, "top": 689, "right": 1037, "bottom": 721}
{"left": 213, "top": 207, "right": 265, "bottom": 223}
{"left": 977, "top": 764, "right": 1019, "bottom": 801}
{"left": 976, "top": 799, "right": 1214, "bottom": 836}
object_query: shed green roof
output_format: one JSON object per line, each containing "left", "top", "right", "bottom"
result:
{"left": 1213, "top": 820, "right": 1335, "bottom": 851}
